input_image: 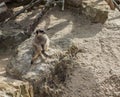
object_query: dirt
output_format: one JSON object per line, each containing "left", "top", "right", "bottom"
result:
{"left": 0, "top": 4, "right": 120, "bottom": 97}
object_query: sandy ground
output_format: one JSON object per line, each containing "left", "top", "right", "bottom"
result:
{"left": 0, "top": 5, "right": 120, "bottom": 97}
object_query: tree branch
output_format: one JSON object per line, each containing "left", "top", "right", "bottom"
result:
{"left": 25, "top": 0, "right": 54, "bottom": 36}
{"left": 4, "top": 0, "right": 42, "bottom": 23}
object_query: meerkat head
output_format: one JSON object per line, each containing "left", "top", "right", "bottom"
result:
{"left": 35, "top": 29, "right": 46, "bottom": 36}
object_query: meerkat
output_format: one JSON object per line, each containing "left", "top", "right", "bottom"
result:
{"left": 31, "top": 29, "right": 50, "bottom": 64}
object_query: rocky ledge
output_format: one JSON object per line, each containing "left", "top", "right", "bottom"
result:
{"left": 0, "top": 76, "right": 33, "bottom": 97}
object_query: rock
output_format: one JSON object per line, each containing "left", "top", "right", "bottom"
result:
{"left": 0, "top": 2, "right": 11, "bottom": 22}
{"left": 0, "top": 76, "right": 33, "bottom": 97}
{"left": 66, "top": 0, "right": 82, "bottom": 7}
{"left": 81, "top": 0, "right": 109, "bottom": 24}
{"left": 6, "top": 33, "right": 80, "bottom": 96}
{"left": 6, "top": 35, "right": 65, "bottom": 95}
{"left": 65, "top": 0, "right": 109, "bottom": 24}
{"left": 0, "top": 29, "right": 29, "bottom": 51}
{"left": 6, "top": 36, "right": 56, "bottom": 78}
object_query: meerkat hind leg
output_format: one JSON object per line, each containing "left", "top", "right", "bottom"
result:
{"left": 31, "top": 51, "right": 40, "bottom": 64}
{"left": 41, "top": 44, "right": 51, "bottom": 58}
{"left": 31, "top": 46, "right": 45, "bottom": 64}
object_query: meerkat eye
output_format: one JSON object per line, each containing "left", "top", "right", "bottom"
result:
{"left": 40, "top": 30, "right": 44, "bottom": 33}
{"left": 40, "top": 30, "right": 45, "bottom": 34}
{"left": 36, "top": 30, "right": 39, "bottom": 34}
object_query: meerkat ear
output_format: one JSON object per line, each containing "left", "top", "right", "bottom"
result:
{"left": 39, "top": 29, "right": 45, "bottom": 33}
{"left": 41, "top": 30, "right": 46, "bottom": 34}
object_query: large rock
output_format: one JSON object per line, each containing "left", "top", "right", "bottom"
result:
{"left": 6, "top": 35, "right": 66, "bottom": 96}
{"left": 81, "top": 0, "right": 109, "bottom": 23}
{"left": 0, "top": 29, "right": 28, "bottom": 51}
{"left": 66, "top": 0, "right": 109, "bottom": 24}
{"left": 6, "top": 36, "right": 58, "bottom": 78}
{"left": 0, "top": 76, "right": 33, "bottom": 97}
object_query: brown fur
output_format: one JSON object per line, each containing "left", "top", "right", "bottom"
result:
{"left": 31, "top": 29, "right": 50, "bottom": 64}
